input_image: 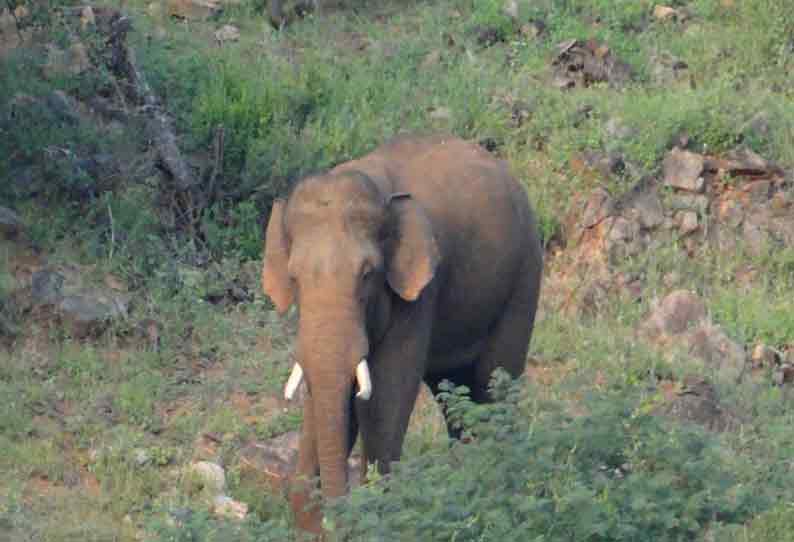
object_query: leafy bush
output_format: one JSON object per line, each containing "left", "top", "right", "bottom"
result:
{"left": 327, "top": 371, "right": 770, "bottom": 541}
{"left": 147, "top": 509, "right": 294, "bottom": 542}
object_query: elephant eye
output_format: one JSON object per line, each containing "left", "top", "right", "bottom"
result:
{"left": 360, "top": 263, "right": 375, "bottom": 282}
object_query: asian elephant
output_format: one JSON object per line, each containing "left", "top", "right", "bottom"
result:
{"left": 260, "top": 134, "right": 543, "bottom": 535}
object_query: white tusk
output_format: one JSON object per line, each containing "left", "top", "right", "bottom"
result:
{"left": 284, "top": 363, "right": 303, "bottom": 401}
{"left": 355, "top": 359, "right": 372, "bottom": 400}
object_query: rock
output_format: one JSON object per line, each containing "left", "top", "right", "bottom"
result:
{"left": 580, "top": 188, "right": 614, "bottom": 230}
{"left": 1, "top": 8, "right": 32, "bottom": 57}
{"left": 81, "top": 6, "right": 96, "bottom": 29}
{"left": 741, "top": 111, "right": 771, "bottom": 140}
{"left": 133, "top": 448, "right": 151, "bottom": 467}
{"left": 45, "top": 90, "right": 81, "bottom": 126}
{"left": 742, "top": 213, "right": 771, "bottom": 256}
{"left": 214, "top": 24, "right": 240, "bottom": 43}
{"left": 773, "top": 364, "right": 794, "bottom": 386}
{"left": 551, "top": 39, "right": 633, "bottom": 90}
{"left": 750, "top": 343, "right": 779, "bottom": 368}
{"left": 669, "top": 193, "right": 709, "bottom": 213}
{"left": 43, "top": 42, "right": 91, "bottom": 79}
{"left": 238, "top": 432, "right": 299, "bottom": 494}
{"left": 212, "top": 495, "right": 248, "bottom": 520}
{"left": 642, "top": 290, "right": 706, "bottom": 337}
{"left": 649, "top": 51, "right": 689, "bottom": 86}
{"left": 676, "top": 210, "right": 699, "bottom": 235}
{"left": 663, "top": 148, "right": 705, "bottom": 192}
{"left": 31, "top": 270, "right": 65, "bottom": 306}
{"left": 58, "top": 293, "right": 129, "bottom": 338}
{"left": 0, "top": 206, "right": 22, "bottom": 238}
{"left": 582, "top": 151, "right": 625, "bottom": 178}
{"left": 653, "top": 5, "right": 681, "bottom": 22}
{"left": 239, "top": 432, "right": 363, "bottom": 495}
{"left": 428, "top": 106, "right": 452, "bottom": 121}
{"left": 503, "top": 0, "right": 519, "bottom": 20}
{"left": 167, "top": 0, "right": 221, "bottom": 20}
{"left": 654, "top": 376, "right": 740, "bottom": 432}
{"left": 188, "top": 461, "right": 226, "bottom": 494}
{"left": 687, "top": 323, "right": 746, "bottom": 380}
{"left": 628, "top": 190, "right": 665, "bottom": 230}
{"left": 520, "top": 21, "right": 544, "bottom": 39}
{"left": 605, "top": 117, "right": 636, "bottom": 140}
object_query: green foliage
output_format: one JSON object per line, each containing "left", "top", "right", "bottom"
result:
{"left": 469, "top": 0, "right": 515, "bottom": 40}
{"left": 116, "top": 371, "right": 164, "bottom": 429}
{"left": 147, "top": 509, "right": 294, "bottom": 542}
{"left": 201, "top": 201, "right": 263, "bottom": 261}
{"left": 742, "top": 503, "right": 794, "bottom": 542}
{"left": 328, "top": 372, "right": 771, "bottom": 541}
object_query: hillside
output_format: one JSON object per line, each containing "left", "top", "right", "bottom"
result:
{"left": 1, "top": 0, "right": 793, "bottom": 540}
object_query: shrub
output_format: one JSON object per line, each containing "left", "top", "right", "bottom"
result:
{"left": 327, "top": 371, "right": 770, "bottom": 541}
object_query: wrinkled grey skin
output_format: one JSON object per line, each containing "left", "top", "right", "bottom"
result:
{"left": 261, "top": 134, "right": 543, "bottom": 535}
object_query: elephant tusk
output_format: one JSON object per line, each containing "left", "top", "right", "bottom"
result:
{"left": 284, "top": 363, "right": 303, "bottom": 400}
{"left": 355, "top": 359, "right": 372, "bottom": 400}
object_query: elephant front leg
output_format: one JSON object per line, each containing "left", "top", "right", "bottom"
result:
{"left": 355, "top": 299, "right": 434, "bottom": 478}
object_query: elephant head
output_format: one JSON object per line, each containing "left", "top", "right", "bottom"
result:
{"left": 261, "top": 170, "right": 439, "bottom": 500}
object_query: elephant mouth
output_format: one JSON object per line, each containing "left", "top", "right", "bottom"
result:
{"left": 284, "top": 359, "right": 372, "bottom": 401}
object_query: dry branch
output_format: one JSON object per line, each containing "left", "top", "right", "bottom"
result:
{"left": 100, "top": 11, "right": 199, "bottom": 191}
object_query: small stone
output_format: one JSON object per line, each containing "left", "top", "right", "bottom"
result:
{"left": 81, "top": 6, "right": 96, "bottom": 30}
{"left": 503, "top": 0, "right": 519, "bottom": 20}
{"left": 214, "top": 24, "right": 240, "bottom": 43}
{"left": 750, "top": 343, "right": 779, "bottom": 368}
{"left": 68, "top": 42, "right": 91, "bottom": 74}
{"left": 662, "top": 271, "right": 680, "bottom": 288}
{"left": 664, "top": 148, "right": 705, "bottom": 192}
{"left": 167, "top": 0, "right": 221, "bottom": 20}
{"left": 630, "top": 191, "right": 665, "bottom": 230}
{"left": 188, "top": 461, "right": 226, "bottom": 494}
{"left": 642, "top": 290, "right": 706, "bottom": 337}
{"left": 213, "top": 495, "right": 248, "bottom": 520}
{"left": 687, "top": 323, "right": 746, "bottom": 381}
{"left": 580, "top": 188, "right": 614, "bottom": 229}
{"left": 714, "top": 197, "right": 745, "bottom": 229}
{"left": 429, "top": 106, "right": 452, "bottom": 121}
{"left": 741, "top": 111, "right": 771, "bottom": 140}
{"left": 520, "top": 21, "right": 544, "bottom": 38}
{"left": 133, "top": 448, "right": 151, "bottom": 467}
{"left": 654, "top": 375, "right": 739, "bottom": 432}
{"left": 669, "top": 193, "right": 709, "bottom": 214}
{"left": 605, "top": 117, "right": 636, "bottom": 140}
{"left": 653, "top": 5, "right": 680, "bottom": 21}
{"left": 0, "top": 206, "right": 22, "bottom": 238}
{"left": 31, "top": 270, "right": 65, "bottom": 306}
{"left": 742, "top": 215, "right": 770, "bottom": 256}
{"left": 677, "top": 210, "right": 699, "bottom": 235}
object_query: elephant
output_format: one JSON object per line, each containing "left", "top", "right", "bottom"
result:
{"left": 260, "top": 134, "right": 543, "bottom": 535}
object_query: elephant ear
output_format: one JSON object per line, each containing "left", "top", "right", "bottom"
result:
{"left": 261, "top": 199, "right": 294, "bottom": 314}
{"left": 386, "top": 193, "right": 440, "bottom": 302}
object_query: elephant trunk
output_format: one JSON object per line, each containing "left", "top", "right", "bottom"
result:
{"left": 312, "top": 376, "right": 352, "bottom": 500}
{"left": 297, "top": 309, "right": 369, "bottom": 501}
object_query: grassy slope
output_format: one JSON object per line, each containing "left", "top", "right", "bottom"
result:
{"left": 1, "top": 0, "right": 794, "bottom": 540}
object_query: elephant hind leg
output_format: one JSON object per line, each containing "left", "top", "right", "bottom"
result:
{"left": 471, "top": 263, "right": 540, "bottom": 400}
{"left": 426, "top": 266, "right": 539, "bottom": 438}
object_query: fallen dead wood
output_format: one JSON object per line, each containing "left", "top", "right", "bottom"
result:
{"left": 98, "top": 10, "right": 199, "bottom": 191}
